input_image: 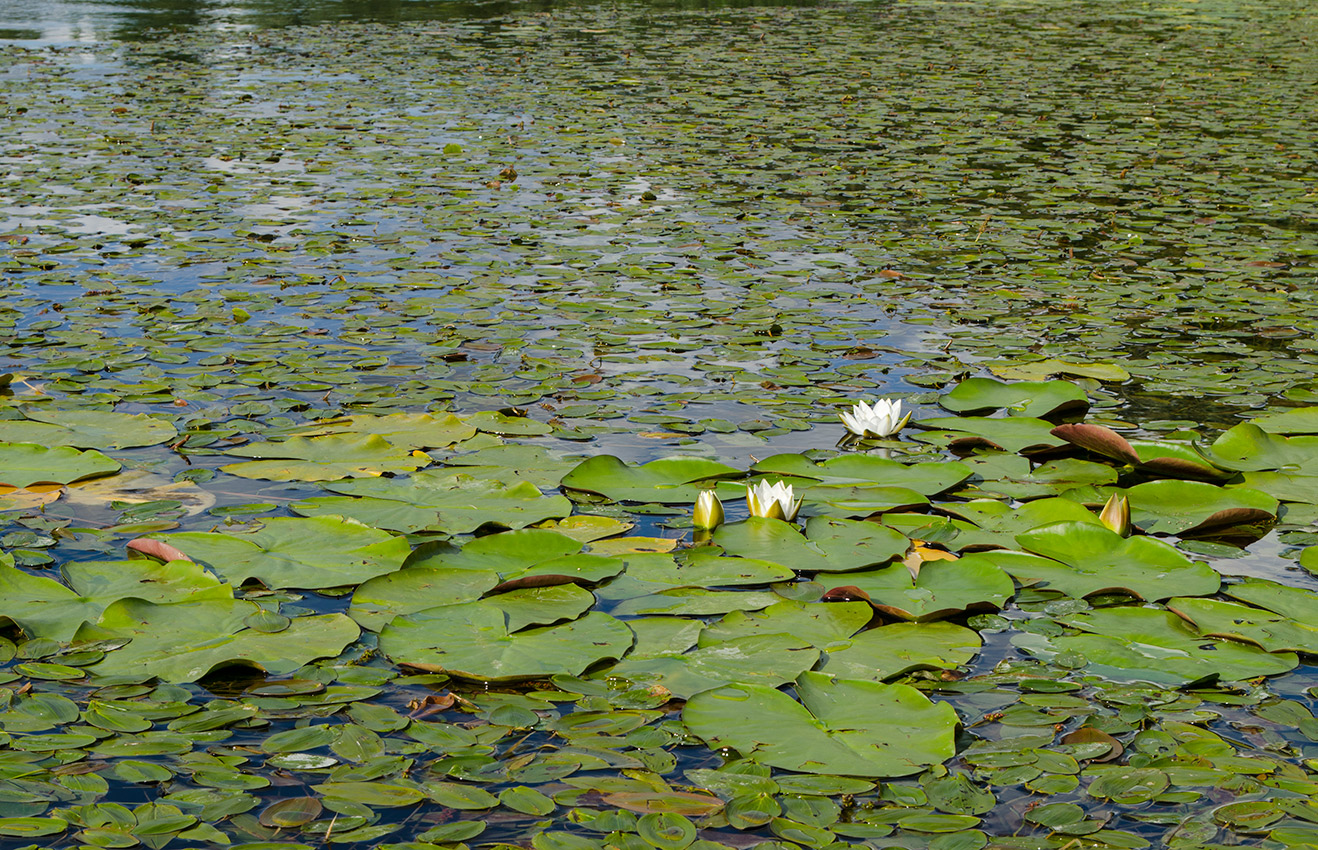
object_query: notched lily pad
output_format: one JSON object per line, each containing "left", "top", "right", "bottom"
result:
{"left": 0, "top": 442, "right": 120, "bottom": 488}
{"left": 561, "top": 455, "right": 742, "bottom": 504}
{"left": 0, "top": 409, "right": 177, "bottom": 449}
{"left": 940, "top": 378, "right": 1089, "bottom": 420}
{"left": 818, "top": 556, "right": 1013, "bottom": 622}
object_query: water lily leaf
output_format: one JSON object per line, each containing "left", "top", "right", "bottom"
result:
{"left": 79, "top": 599, "right": 360, "bottom": 683}
{"left": 538, "top": 514, "right": 635, "bottom": 543}
{"left": 608, "top": 632, "right": 819, "bottom": 699}
{"left": 155, "top": 516, "right": 409, "bottom": 589}
{"left": 603, "top": 791, "right": 725, "bottom": 816}
{"left": 320, "top": 474, "right": 572, "bottom": 534}
{"left": 799, "top": 483, "right": 929, "bottom": 518}
{"left": 957, "top": 454, "right": 1118, "bottom": 501}
{"left": 258, "top": 797, "right": 323, "bottom": 829}
{"left": 750, "top": 454, "right": 972, "bottom": 496}
{"left": 560, "top": 455, "right": 742, "bottom": 504}
{"left": 439, "top": 444, "right": 584, "bottom": 488}
{"left": 466, "top": 410, "right": 553, "bottom": 435}
{"left": 1198, "top": 424, "right": 1318, "bottom": 474}
{"left": 913, "top": 417, "right": 1067, "bottom": 454}
{"left": 940, "top": 378, "right": 1089, "bottom": 419}
{"left": 700, "top": 600, "right": 873, "bottom": 649}
{"left": 988, "top": 359, "right": 1130, "bottom": 383}
{"left": 1232, "top": 470, "right": 1318, "bottom": 503}
{"left": 380, "top": 606, "right": 633, "bottom": 681}
{"left": 1223, "top": 578, "right": 1318, "bottom": 620}
{"left": 1016, "top": 606, "right": 1297, "bottom": 684}
{"left": 817, "top": 557, "right": 1012, "bottom": 621}
{"left": 937, "top": 498, "right": 1101, "bottom": 551}
{"left": 637, "top": 549, "right": 794, "bottom": 588}
{"left": 821, "top": 621, "right": 981, "bottom": 681}
{"left": 611, "top": 588, "right": 783, "bottom": 617}
{"left": 288, "top": 496, "right": 442, "bottom": 534}
{"left": 713, "top": 516, "right": 907, "bottom": 573}
{"left": 221, "top": 433, "right": 429, "bottom": 481}
{"left": 683, "top": 671, "right": 958, "bottom": 777}
{"left": 0, "top": 442, "right": 120, "bottom": 488}
{"left": 1250, "top": 407, "right": 1318, "bottom": 435}
{"left": 1010, "top": 522, "right": 1220, "bottom": 600}
{"left": 0, "top": 555, "right": 231, "bottom": 641}
{"left": 0, "top": 817, "right": 66, "bottom": 837}
{"left": 1124, "top": 480, "right": 1277, "bottom": 535}
{"left": 293, "top": 412, "right": 476, "bottom": 448}
{"left": 0, "top": 409, "right": 176, "bottom": 450}
{"left": 1166, "top": 596, "right": 1318, "bottom": 654}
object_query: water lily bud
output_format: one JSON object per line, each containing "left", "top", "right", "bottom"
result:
{"left": 1099, "top": 493, "right": 1130, "bottom": 536}
{"left": 693, "top": 490, "right": 724, "bottom": 531}
{"left": 840, "top": 397, "right": 911, "bottom": 438}
{"left": 746, "top": 479, "right": 802, "bottom": 522}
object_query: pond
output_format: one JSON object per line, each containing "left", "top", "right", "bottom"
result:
{"left": 2, "top": 0, "right": 1318, "bottom": 847}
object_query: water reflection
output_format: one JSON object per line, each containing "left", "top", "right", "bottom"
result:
{"left": 0, "top": 0, "right": 823, "bottom": 43}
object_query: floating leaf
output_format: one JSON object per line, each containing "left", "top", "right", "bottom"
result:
{"left": 821, "top": 621, "right": 981, "bottom": 681}
{"left": 0, "top": 442, "right": 120, "bottom": 488}
{"left": 1167, "top": 596, "right": 1318, "bottom": 654}
{"left": 940, "top": 378, "right": 1089, "bottom": 419}
{"left": 293, "top": 412, "right": 476, "bottom": 449}
{"left": 1125, "top": 480, "right": 1277, "bottom": 535}
{"left": 153, "top": 516, "right": 409, "bottom": 589}
{"left": 683, "top": 671, "right": 958, "bottom": 777}
{"left": 749, "top": 454, "right": 972, "bottom": 496}
{"left": 315, "top": 474, "right": 572, "bottom": 534}
{"left": 560, "top": 455, "right": 742, "bottom": 504}
{"left": 818, "top": 557, "right": 1013, "bottom": 621}
{"left": 713, "top": 516, "right": 907, "bottom": 574}
{"left": 608, "top": 632, "right": 818, "bottom": 700}
{"left": 0, "top": 409, "right": 176, "bottom": 449}
{"left": 380, "top": 607, "right": 633, "bottom": 681}
{"left": 913, "top": 417, "right": 1067, "bottom": 454}
{"left": 221, "top": 433, "right": 429, "bottom": 481}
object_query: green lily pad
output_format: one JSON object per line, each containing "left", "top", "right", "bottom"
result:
{"left": 713, "top": 516, "right": 907, "bottom": 573}
{"left": 1125, "top": 480, "right": 1277, "bottom": 535}
{"left": 560, "top": 455, "right": 742, "bottom": 504}
{"left": 155, "top": 516, "right": 410, "bottom": 590}
{"left": 1016, "top": 607, "right": 1297, "bottom": 685}
{"left": 1166, "top": 597, "right": 1318, "bottom": 654}
{"left": 0, "top": 409, "right": 177, "bottom": 449}
{"left": 1249, "top": 407, "right": 1318, "bottom": 435}
{"left": 78, "top": 599, "right": 360, "bottom": 683}
{"left": 608, "top": 632, "right": 819, "bottom": 700}
{"left": 221, "top": 433, "right": 429, "bottom": 481}
{"left": 798, "top": 483, "right": 930, "bottom": 518}
{"left": 912, "top": 417, "right": 1067, "bottom": 454}
{"left": 940, "top": 378, "right": 1088, "bottom": 419}
{"left": 937, "top": 498, "right": 1101, "bottom": 551}
{"left": 817, "top": 556, "right": 1013, "bottom": 621}
{"left": 821, "top": 621, "right": 981, "bottom": 681}
{"left": 683, "top": 671, "right": 958, "bottom": 777}
{"left": 1223, "top": 578, "right": 1318, "bottom": 620}
{"left": 1198, "top": 424, "right": 1318, "bottom": 474}
{"left": 701, "top": 601, "right": 873, "bottom": 649}
{"left": 749, "top": 454, "right": 972, "bottom": 496}
{"left": 956, "top": 454, "right": 1118, "bottom": 501}
{"left": 319, "top": 473, "right": 573, "bottom": 534}
{"left": 439, "top": 444, "right": 584, "bottom": 488}
{"left": 1009, "top": 522, "right": 1220, "bottom": 600}
{"left": 293, "top": 412, "right": 476, "bottom": 448}
{"left": 0, "top": 442, "right": 120, "bottom": 488}
{"left": 988, "top": 359, "right": 1130, "bottom": 383}
{"left": 1232, "top": 470, "right": 1318, "bottom": 504}
{"left": 0, "top": 554, "right": 230, "bottom": 641}
{"left": 379, "top": 606, "right": 633, "bottom": 681}
{"left": 611, "top": 588, "right": 784, "bottom": 617}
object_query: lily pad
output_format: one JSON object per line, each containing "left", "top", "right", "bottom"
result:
{"left": 0, "top": 409, "right": 177, "bottom": 449}
{"left": 817, "top": 556, "right": 1013, "bottom": 621}
{"left": 293, "top": 412, "right": 476, "bottom": 448}
{"left": 0, "top": 442, "right": 120, "bottom": 488}
{"left": 78, "top": 599, "right": 360, "bottom": 683}
{"left": 347, "top": 567, "right": 500, "bottom": 632}
{"left": 1167, "top": 597, "right": 1318, "bottom": 654}
{"left": 608, "top": 632, "right": 819, "bottom": 700}
{"left": 221, "top": 433, "right": 429, "bottom": 481}
{"left": 940, "top": 378, "right": 1089, "bottom": 419}
{"left": 155, "top": 516, "right": 410, "bottom": 589}
{"left": 713, "top": 516, "right": 907, "bottom": 574}
{"left": 912, "top": 417, "right": 1067, "bottom": 454}
{"left": 821, "top": 622, "right": 982, "bottom": 681}
{"left": 1009, "top": 522, "right": 1220, "bottom": 600}
{"left": 701, "top": 600, "right": 873, "bottom": 649}
{"left": 749, "top": 453, "right": 972, "bottom": 496}
{"left": 1124, "top": 480, "right": 1277, "bottom": 535}
{"left": 560, "top": 455, "right": 742, "bottom": 504}
{"left": 1198, "top": 424, "right": 1318, "bottom": 474}
{"left": 320, "top": 473, "right": 573, "bottom": 534}
{"left": 683, "top": 671, "right": 958, "bottom": 777}
{"left": 1249, "top": 407, "right": 1318, "bottom": 435}
{"left": 1018, "top": 606, "right": 1299, "bottom": 685}
{"left": 1223, "top": 578, "right": 1318, "bottom": 621}
{"left": 988, "top": 359, "right": 1130, "bottom": 383}
{"left": 1051, "top": 424, "right": 1227, "bottom": 480}
{"left": 379, "top": 607, "right": 633, "bottom": 681}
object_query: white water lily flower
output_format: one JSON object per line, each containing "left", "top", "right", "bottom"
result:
{"left": 746, "top": 479, "right": 801, "bottom": 522}
{"left": 839, "top": 398, "right": 911, "bottom": 438}
{"left": 693, "top": 490, "right": 724, "bottom": 531}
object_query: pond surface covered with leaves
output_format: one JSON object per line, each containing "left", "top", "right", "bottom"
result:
{"left": 2, "top": 0, "right": 1318, "bottom": 847}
